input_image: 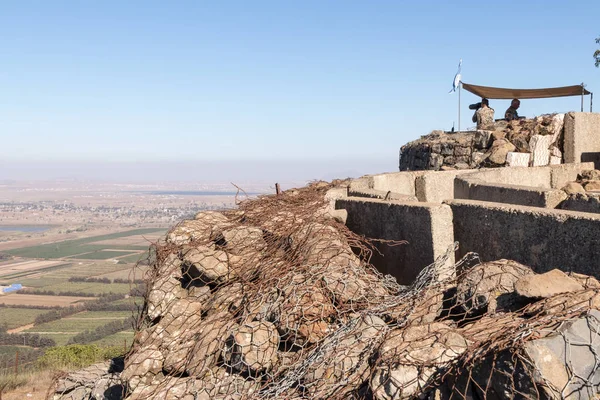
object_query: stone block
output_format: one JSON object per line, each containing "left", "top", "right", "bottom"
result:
{"left": 473, "top": 130, "right": 492, "bottom": 149}
{"left": 471, "top": 152, "right": 487, "bottom": 165}
{"left": 429, "top": 153, "right": 444, "bottom": 170}
{"left": 454, "top": 146, "right": 471, "bottom": 156}
{"left": 506, "top": 152, "right": 530, "bottom": 167}
{"left": 440, "top": 143, "right": 454, "bottom": 156}
{"left": 529, "top": 135, "right": 553, "bottom": 166}
{"left": 564, "top": 112, "right": 600, "bottom": 168}
{"left": 443, "top": 156, "right": 455, "bottom": 165}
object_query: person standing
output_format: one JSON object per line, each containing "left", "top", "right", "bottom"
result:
{"left": 473, "top": 98, "right": 495, "bottom": 130}
{"left": 505, "top": 99, "right": 521, "bottom": 121}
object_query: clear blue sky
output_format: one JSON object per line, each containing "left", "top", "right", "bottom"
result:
{"left": 1, "top": 1, "right": 599, "bottom": 169}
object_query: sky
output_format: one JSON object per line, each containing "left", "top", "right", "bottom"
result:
{"left": 1, "top": 1, "right": 599, "bottom": 181}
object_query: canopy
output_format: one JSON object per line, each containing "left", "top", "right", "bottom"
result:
{"left": 461, "top": 82, "right": 591, "bottom": 100}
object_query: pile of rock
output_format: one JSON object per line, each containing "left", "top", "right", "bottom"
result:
{"left": 399, "top": 113, "right": 565, "bottom": 171}
{"left": 559, "top": 169, "right": 600, "bottom": 213}
{"left": 50, "top": 184, "right": 600, "bottom": 400}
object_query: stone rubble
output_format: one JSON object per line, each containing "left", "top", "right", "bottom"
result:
{"left": 51, "top": 183, "right": 600, "bottom": 400}
{"left": 400, "top": 114, "right": 565, "bottom": 171}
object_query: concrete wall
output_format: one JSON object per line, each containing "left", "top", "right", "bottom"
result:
{"left": 336, "top": 197, "right": 454, "bottom": 284}
{"left": 455, "top": 176, "right": 567, "bottom": 208}
{"left": 453, "top": 163, "right": 592, "bottom": 208}
{"left": 347, "top": 187, "right": 417, "bottom": 202}
{"left": 549, "top": 162, "right": 595, "bottom": 188}
{"left": 415, "top": 169, "right": 473, "bottom": 203}
{"left": 447, "top": 199, "right": 600, "bottom": 277}
{"left": 564, "top": 112, "right": 600, "bottom": 169}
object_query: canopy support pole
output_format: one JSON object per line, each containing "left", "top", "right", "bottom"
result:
{"left": 458, "top": 82, "right": 461, "bottom": 132}
{"left": 581, "top": 83, "right": 585, "bottom": 112}
{"left": 591, "top": 92, "right": 594, "bottom": 112}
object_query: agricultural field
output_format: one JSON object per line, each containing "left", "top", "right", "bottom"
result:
{"left": 91, "top": 331, "right": 135, "bottom": 348}
{"left": 0, "top": 294, "right": 91, "bottom": 308}
{"left": 0, "top": 308, "right": 49, "bottom": 330}
{"left": 0, "top": 227, "right": 165, "bottom": 363}
{"left": 25, "top": 310, "right": 134, "bottom": 346}
{"left": 28, "top": 282, "right": 132, "bottom": 296}
{"left": 4, "top": 228, "right": 162, "bottom": 259}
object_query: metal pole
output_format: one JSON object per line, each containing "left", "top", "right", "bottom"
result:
{"left": 275, "top": 183, "right": 281, "bottom": 196}
{"left": 591, "top": 93, "right": 594, "bottom": 112}
{"left": 458, "top": 82, "right": 461, "bottom": 132}
{"left": 581, "top": 83, "right": 584, "bottom": 112}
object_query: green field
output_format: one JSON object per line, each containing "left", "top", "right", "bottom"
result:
{"left": 91, "top": 331, "right": 135, "bottom": 348}
{"left": 69, "top": 311, "right": 132, "bottom": 319}
{"left": 68, "top": 251, "right": 138, "bottom": 260}
{"left": 117, "top": 252, "right": 150, "bottom": 264}
{"left": 5, "top": 229, "right": 162, "bottom": 259}
{"left": 0, "top": 308, "right": 49, "bottom": 330}
{"left": 28, "top": 282, "right": 132, "bottom": 296}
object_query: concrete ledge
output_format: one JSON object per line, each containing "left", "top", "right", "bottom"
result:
{"left": 550, "top": 162, "right": 595, "bottom": 188}
{"left": 455, "top": 176, "right": 567, "bottom": 208}
{"left": 336, "top": 197, "right": 454, "bottom": 284}
{"left": 414, "top": 169, "right": 473, "bottom": 203}
{"left": 347, "top": 187, "right": 417, "bottom": 202}
{"left": 446, "top": 199, "right": 600, "bottom": 277}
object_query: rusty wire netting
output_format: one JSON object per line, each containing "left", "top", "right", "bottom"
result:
{"left": 111, "top": 181, "right": 600, "bottom": 400}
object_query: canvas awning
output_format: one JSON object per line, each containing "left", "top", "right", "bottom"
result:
{"left": 461, "top": 82, "right": 591, "bottom": 100}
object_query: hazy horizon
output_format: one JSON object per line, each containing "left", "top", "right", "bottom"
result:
{"left": 0, "top": 158, "right": 394, "bottom": 184}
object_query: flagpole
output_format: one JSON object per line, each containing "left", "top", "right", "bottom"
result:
{"left": 458, "top": 82, "right": 461, "bottom": 132}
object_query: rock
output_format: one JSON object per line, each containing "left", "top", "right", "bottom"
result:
{"left": 562, "top": 182, "right": 586, "bottom": 196}
{"left": 550, "top": 155, "right": 561, "bottom": 165}
{"left": 521, "top": 309, "right": 600, "bottom": 399}
{"left": 53, "top": 361, "right": 124, "bottom": 400}
{"left": 372, "top": 322, "right": 468, "bottom": 400}
{"left": 204, "top": 282, "right": 246, "bottom": 316}
{"left": 566, "top": 272, "right": 600, "bottom": 289}
{"left": 121, "top": 347, "right": 164, "bottom": 390}
{"left": 279, "top": 274, "right": 336, "bottom": 345}
{"left": 529, "top": 134, "right": 554, "bottom": 166}
{"left": 454, "top": 162, "right": 470, "bottom": 170}
{"left": 583, "top": 180, "right": 600, "bottom": 191}
{"left": 578, "top": 169, "right": 600, "bottom": 181}
{"left": 195, "top": 368, "right": 261, "bottom": 400}
{"left": 471, "top": 151, "right": 487, "bottom": 166}
{"left": 467, "top": 309, "right": 600, "bottom": 400}
{"left": 321, "top": 265, "right": 389, "bottom": 305}
{"left": 491, "top": 130, "right": 506, "bottom": 141}
{"left": 146, "top": 275, "right": 188, "bottom": 321}
{"left": 302, "top": 315, "right": 388, "bottom": 399}
{"left": 222, "top": 320, "right": 279, "bottom": 373}
{"left": 182, "top": 246, "right": 231, "bottom": 283}
{"left": 514, "top": 269, "right": 584, "bottom": 299}
{"left": 488, "top": 139, "right": 516, "bottom": 165}
{"left": 167, "top": 218, "right": 228, "bottom": 246}
{"left": 473, "top": 130, "right": 492, "bottom": 149}
{"left": 456, "top": 260, "right": 534, "bottom": 315}
{"left": 454, "top": 146, "right": 471, "bottom": 156}
{"left": 188, "top": 285, "right": 211, "bottom": 303}
{"left": 506, "top": 152, "right": 530, "bottom": 167}
{"left": 217, "top": 226, "right": 266, "bottom": 255}
{"left": 186, "top": 311, "right": 238, "bottom": 377}
{"left": 429, "top": 153, "right": 444, "bottom": 170}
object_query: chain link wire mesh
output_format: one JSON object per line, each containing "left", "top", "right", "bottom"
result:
{"left": 113, "top": 181, "right": 600, "bottom": 400}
